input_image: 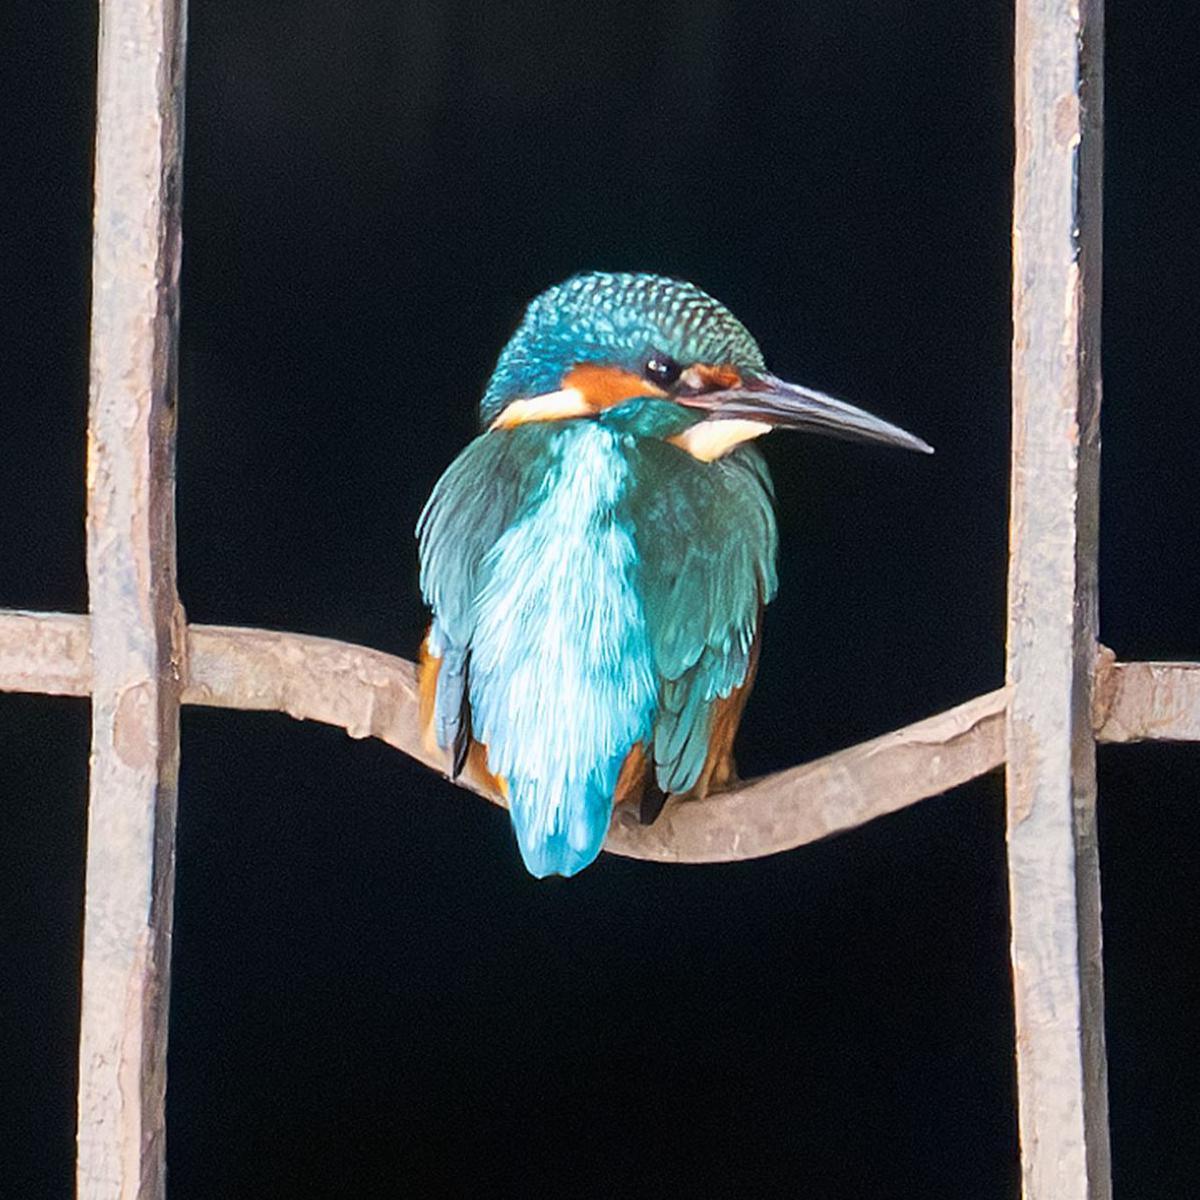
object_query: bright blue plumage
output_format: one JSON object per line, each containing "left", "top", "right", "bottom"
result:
{"left": 479, "top": 272, "right": 766, "bottom": 426}
{"left": 418, "top": 402, "right": 775, "bottom": 877}
{"left": 417, "top": 271, "right": 929, "bottom": 877}
{"left": 465, "top": 420, "right": 658, "bottom": 876}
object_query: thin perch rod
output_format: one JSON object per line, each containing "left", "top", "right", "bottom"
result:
{"left": 1006, "top": 0, "right": 1109, "bottom": 1195}
{"left": 180, "top": 625, "right": 1010, "bottom": 862}
{"left": 5, "top": 610, "right": 1196, "bottom": 748}
{"left": 77, "top": 1, "right": 187, "bottom": 1197}
{"left": 8, "top": 610, "right": 1198, "bottom": 862}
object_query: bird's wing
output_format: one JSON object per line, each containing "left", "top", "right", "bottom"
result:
{"left": 416, "top": 428, "right": 547, "bottom": 762}
{"left": 627, "top": 442, "right": 779, "bottom": 796}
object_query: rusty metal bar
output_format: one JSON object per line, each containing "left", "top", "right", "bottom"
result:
{"left": 78, "top": 1, "right": 187, "bottom": 1196}
{"left": 5, "top": 603, "right": 1200, "bottom": 860}
{"left": 1094, "top": 656, "right": 1200, "bottom": 743}
{"left": 1007, "top": 0, "right": 1109, "bottom": 1196}
{"left": 0, "top": 610, "right": 92, "bottom": 696}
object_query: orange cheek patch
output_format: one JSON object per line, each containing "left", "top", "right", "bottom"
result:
{"left": 562, "top": 364, "right": 666, "bottom": 410}
{"left": 680, "top": 362, "right": 742, "bottom": 392}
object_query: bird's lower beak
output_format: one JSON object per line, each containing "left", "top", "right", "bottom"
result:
{"left": 679, "top": 371, "right": 934, "bottom": 455}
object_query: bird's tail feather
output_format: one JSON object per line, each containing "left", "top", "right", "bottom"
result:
{"left": 508, "top": 770, "right": 619, "bottom": 878}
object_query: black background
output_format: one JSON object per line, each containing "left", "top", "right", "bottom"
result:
{"left": 2, "top": 2, "right": 1197, "bottom": 1196}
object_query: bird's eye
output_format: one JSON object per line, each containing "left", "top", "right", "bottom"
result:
{"left": 643, "top": 354, "right": 682, "bottom": 388}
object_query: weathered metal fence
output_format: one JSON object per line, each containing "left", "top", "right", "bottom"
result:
{"left": 1, "top": 0, "right": 1198, "bottom": 1196}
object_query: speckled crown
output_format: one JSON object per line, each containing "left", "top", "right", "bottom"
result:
{"left": 479, "top": 272, "right": 766, "bottom": 426}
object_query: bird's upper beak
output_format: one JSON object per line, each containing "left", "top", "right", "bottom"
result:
{"left": 676, "top": 368, "right": 934, "bottom": 455}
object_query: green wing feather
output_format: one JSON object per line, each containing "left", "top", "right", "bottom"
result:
{"left": 625, "top": 441, "right": 779, "bottom": 795}
{"left": 417, "top": 425, "right": 558, "bottom": 646}
{"left": 421, "top": 422, "right": 778, "bottom": 799}
{"left": 417, "top": 424, "right": 561, "bottom": 758}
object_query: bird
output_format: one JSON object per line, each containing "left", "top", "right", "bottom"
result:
{"left": 417, "top": 272, "right": 931, "bottom": 878}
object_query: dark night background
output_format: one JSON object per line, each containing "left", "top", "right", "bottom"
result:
{"left": 2, "top": 2, "right": 1197, "bottom": 1196}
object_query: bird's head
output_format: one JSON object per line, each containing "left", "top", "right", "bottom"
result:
{"left": 480, "top": 272, "right": 931, "bottom": 460}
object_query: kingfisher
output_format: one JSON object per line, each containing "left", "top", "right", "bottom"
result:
{"left": 417, "top": 272, "right": 930, "bottom": 878}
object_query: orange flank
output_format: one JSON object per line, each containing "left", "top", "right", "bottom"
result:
{"left": 417, "top": 633, "right": 443, "bottom": 760}
{"left": 694, "top": 633, "right": 760, "bottom": 795}
{"left": 613, "top": 741, "right": 652, "bottom": 811}
{"left": 613, "top": 629, "right": 761, "bottom": 817}
{"left": 418, "top": 632, "right": 507, "bottom": 802}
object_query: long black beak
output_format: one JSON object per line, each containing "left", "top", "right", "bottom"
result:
{"left": 681, "top": 371, "right": 934, "bottom": 455}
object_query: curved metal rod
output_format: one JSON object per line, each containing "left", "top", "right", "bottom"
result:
{"left": 3, "top": 609, "right": 1197, "bottom": 863}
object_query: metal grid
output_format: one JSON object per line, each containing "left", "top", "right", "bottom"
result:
{"left": 1, "top": 1, "right": 1197, "bottom": 1196}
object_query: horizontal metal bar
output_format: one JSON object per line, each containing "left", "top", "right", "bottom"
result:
{"left": 7, "top": 611, "right": 1193, "bottom": 868}
{"left": 7, "top": 610, "right": 1195, "bottom": 744}
{"left": 0, "top": 610, "right": 91, "bottom": 696}
{"left": 1093, "top": 653, "right": 1200, "bottom": 743}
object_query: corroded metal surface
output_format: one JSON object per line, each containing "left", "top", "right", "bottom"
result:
{"left": 0, "top": 610, "right": 91, "bottom": 696}
{"left": 1093, "top": 651, "right": 1200, "bottom": 743}
{"left": 1006, "top": 0, "right": 1109, "bottom": 1195}
{"left": 77, "top": 1, "right": 187, "bottom": 1196}
{"left": 4, "top": 608, "right": 1197, "bottom": 863}
{"left": 183, "top": 624, "right": 1014, "bottom": 862}
{"left": 606, "top": 686, "right": 1009, "bottom": 861}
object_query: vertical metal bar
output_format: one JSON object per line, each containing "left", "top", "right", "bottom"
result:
{"left": 79, "top": 1, "right": 187, "bottom": 1197}
{"left": 1007, "top": 0, "right": 1108, "bottom": 1197}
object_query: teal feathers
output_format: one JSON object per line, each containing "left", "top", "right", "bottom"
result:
{"left": 419, "top": 399, "right": 776, "bottom": 877}
{"left": 418, "top": 273, "right": 778, "bottom": 877}
{"left": 619, "top": 430, "right": 778, "bottom": 794}
{"left": 480, "top": 272, "right": 766, "bottom": 426}
{"left": 418, "top": 272, "right": 927, "bottom": 875}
